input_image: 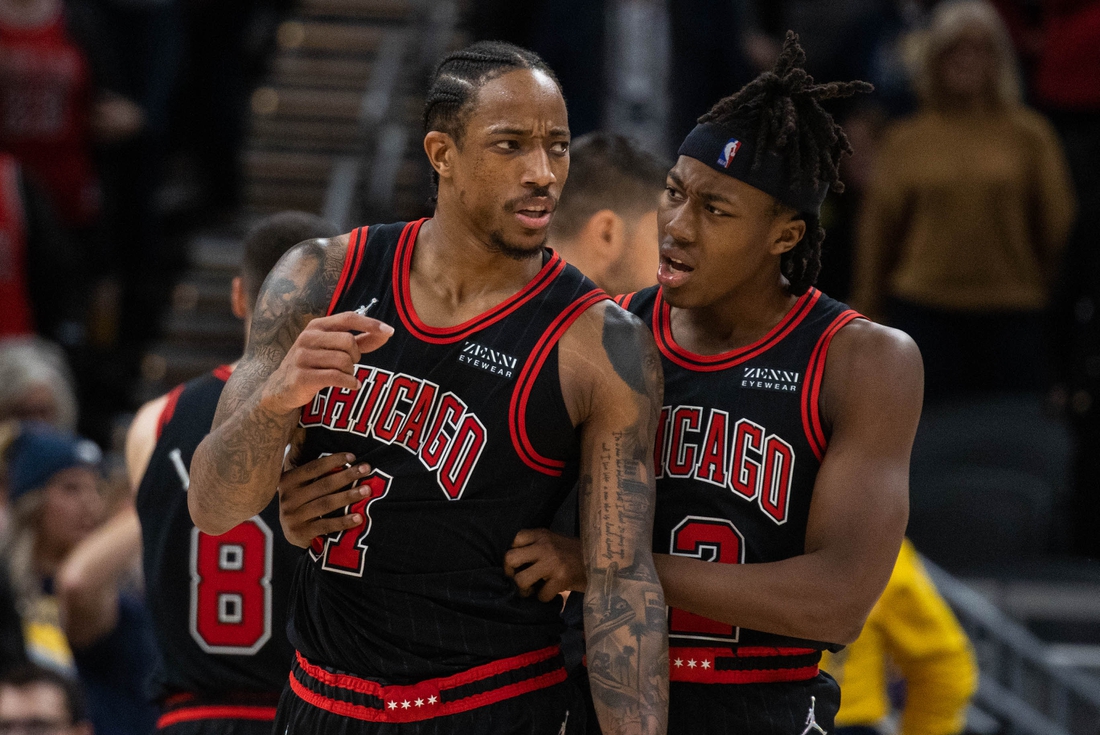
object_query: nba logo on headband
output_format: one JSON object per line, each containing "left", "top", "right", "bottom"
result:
{"left": 717, "top": 138, "right": 741, "bottom": 168}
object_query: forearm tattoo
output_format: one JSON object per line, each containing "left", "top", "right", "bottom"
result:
{"left": 190, "top": 239, "right": 346, "bottom": 522}
{"left": 582, "top": 308, "right": 668, "bottom": 735}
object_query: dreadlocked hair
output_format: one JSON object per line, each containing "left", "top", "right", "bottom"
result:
{"left": 698, "top": 31, "right": 872, "bottom": 295}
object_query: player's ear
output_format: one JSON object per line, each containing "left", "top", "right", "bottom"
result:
{"left": 583, "top": 210, "right": 625, "bottom": 262}
{"left": 424, "top": 131, "right": 457, "bottom": 182}
{"left": 231, "top": 276, "right": 249, "bottom": 321}
{"left": 768, "top": 213, "right": 806, "bottom": 257}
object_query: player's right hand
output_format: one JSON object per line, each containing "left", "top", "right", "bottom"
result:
{"left": 504, "top": 529, "right": 586, "bottom": 602}
{"left": 261, "top": 311, "right": 394, "bottom": 415}
{"left": 278, "top": 453, "right": 373, "bottom": 548}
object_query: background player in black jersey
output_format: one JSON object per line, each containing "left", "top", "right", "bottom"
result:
{"left": 504, "top": 34, "right": 924, "bottom": 733}
{"left": 188, "top": 42, "right": 668, "bottom": 735}
{"left": 119, "top": 212, "right": 339, "bottom": 733}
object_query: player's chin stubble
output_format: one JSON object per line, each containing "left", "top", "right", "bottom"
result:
{"left": 488, "top": 230, "right": 546, "bottom": 261}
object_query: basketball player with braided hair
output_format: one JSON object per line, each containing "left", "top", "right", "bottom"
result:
{"left": 189, "top": 40, "right": 668, "bottom": 734}
{"left": 506, "top": 33, "right": 924, "bottom": 732}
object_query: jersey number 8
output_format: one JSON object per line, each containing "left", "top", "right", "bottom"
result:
{"left": 189, "top": 518, "right": 273, "bottom": 654}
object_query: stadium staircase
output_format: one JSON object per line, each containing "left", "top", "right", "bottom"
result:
{"left": 136, "top": 0, "right": 462, "bottom": 403}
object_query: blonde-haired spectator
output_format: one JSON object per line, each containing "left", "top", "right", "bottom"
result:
{"left": 853, "top": 0, "right": 1076, "bottom": 399}
{"left": 0, "top": 338, "right": 78, "bottom": 432}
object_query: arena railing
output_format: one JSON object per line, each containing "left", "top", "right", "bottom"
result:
{"left": 321, "top": 0, "right": 458, "bottom": 229}
{"left": 923, "top": 556, "right": 1100, "bottom": 735}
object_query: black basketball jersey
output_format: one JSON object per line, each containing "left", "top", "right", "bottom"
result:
{"left": 135, "top": 367, "right": 299, "bottom": 700}
{"left": 621, "top": 286, "right": 863, "bottom": 657}
{"left": 290, "top": 219, "right": 607, "bottom": 684}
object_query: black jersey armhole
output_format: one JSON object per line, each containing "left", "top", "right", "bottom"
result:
{"left": 508, "top": 289, "right": 609, "bottom": 476}
{"left": 799, "top": 310, "right": 865, "bottom": 461}
{"left": 325, "top": 226, "right": 368, "bottom": 317}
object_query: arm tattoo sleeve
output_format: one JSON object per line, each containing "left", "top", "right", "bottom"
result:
{"left": 581, "top": 307, "right": 669, "bottom": 735}
{"left": 189, "top": 239, "right": 346, "bottom": 527}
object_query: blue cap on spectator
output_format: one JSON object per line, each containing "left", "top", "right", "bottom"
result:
{"left": 6, "top": 423, "right": 102, "bottom": 502}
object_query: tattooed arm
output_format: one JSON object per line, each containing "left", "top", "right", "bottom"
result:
{"left": 558, "top": 301, "right": 668, "bottom": 735}
{"left": 189, "top": 236, "right": 393, "bottom": 535}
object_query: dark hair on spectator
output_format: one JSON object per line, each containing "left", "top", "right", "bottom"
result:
{"left": 551, "top": 132, "right": 670, "bottom": 241}
{"left": 698, "top": 32, "right": 871, "bottom": 295}
{"left": 0, "top": 664, "right": 88, "bottom": 725}
{"left": 242, "top": 211, "right": 339, "bottom": 304}
{"left": 422, "top": 41, "right": 560, "bottom": 192}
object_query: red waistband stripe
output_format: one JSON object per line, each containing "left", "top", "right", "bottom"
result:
{"left": 668, "top": 646, "right": 821, "bottom": 685}
{"left": 290, "top": 646, "right": 567, "bottom": 723}
{"left": 156, "top": 704, "right": 278, "bottom": 729}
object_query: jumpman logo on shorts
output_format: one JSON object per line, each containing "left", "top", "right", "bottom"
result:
{"left": 558, "top": 709, "right": 569, "bottom": 735}
{"left": 800, "top": 696, "right": 827, "bottom": 735}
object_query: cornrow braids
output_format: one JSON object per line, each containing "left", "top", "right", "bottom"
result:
{"left": 423, "top": 40, "right": 560, "bottom": 145}
{"left": 698, "top": 32, "right": 871, "bottom": 295}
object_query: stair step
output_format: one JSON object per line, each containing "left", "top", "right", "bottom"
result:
{"left": 250, "top": 117, "right": 363, "bottom": 153}
{"left": 270, "top": 56, "right": 373, "bottom": 89}
{"left": 171, "top": 275, "right": 234, "bottom": 317}
{"left": 297, "top": 0, "right": 414, "bottom": 21}
{"left": 245, "top": 181, "right": 327, "bottom": 213}
{"left": 277, "top": 20, "right": 384, "bottom": 55}
{"left": 252, "top": 86, "right": 365, "bottom": 122}
{"left": 244, "top": 150, "right": 335, "bottom": 184}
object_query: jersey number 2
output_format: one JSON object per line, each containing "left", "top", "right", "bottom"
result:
{"left": 189, "top": 518, "right": 273, "bottom": 654}
{"left": 668, "top": 516, "right": 744, "bottom": 643}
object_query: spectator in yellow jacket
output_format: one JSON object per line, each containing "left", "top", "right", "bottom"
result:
{"left": 822, "top": 538, "right": 978, "bottom": 735}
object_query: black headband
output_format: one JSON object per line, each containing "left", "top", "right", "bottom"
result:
{"left": 677, "top": 122, "right": 829, "bottom": 217}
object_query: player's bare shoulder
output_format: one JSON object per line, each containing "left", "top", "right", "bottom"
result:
{"left": 820, "top": 318, "right": 923, "bottom": 430}
{"left": 125, "top": 392, "right": 171, "bottom": 492}
{"left": 247, "top": 233, "right": 353, "bottom": 347}
{"left": 557, "top": 299, "right": 663, "bottom": 426}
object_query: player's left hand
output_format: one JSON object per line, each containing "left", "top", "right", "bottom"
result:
{"left": 278, "top": 453, "right": 373, "bottom": 548}
{"left": 504, "top": 529, "right": 586, "bottom": 602}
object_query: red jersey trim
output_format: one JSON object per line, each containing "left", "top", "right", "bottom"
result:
{"left": 393, "top": 219, "right": 567, "bottom": 344}
{"left": 156, "top": 705, "right": 277, "bottom": 728}
{"left": 613, "top": 292, "right": 636, "bottom": 309}
{"left": 212, "top": 364, "right": 234, "bottom": 382}
{"left": 654, "top": 289, "right": 822, "bottom": 372}
{"left": 508, "top": 289, "right": 610, "bottom": 475}
{"left": 668, "top": 646, "right": 819, "bottom": 685}
{"left": 801, "top": 310, "right": 865, "bottom": 462}
{"left": 155, "top": 384, "right": 185, "bottom": 442}
{"left": 326, "top": 226, "right": 368, "bottom": 317}
{"left": 289, "top": 646, "right": 566, "bottom": 724}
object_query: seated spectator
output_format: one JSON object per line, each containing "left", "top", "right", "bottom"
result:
{"left": 0, "top": 0, "right": 142, "bottom": 233}
{"left": 0, "top": 663, "right": 91, "bottom": 735}
{"left": 0, "top": 338, "right": 78, "bottom": 431}
{"left": 853, "top": 0, "right": 1076, "bottom": 399}
{"left": 3, "top": 422, "right": 156, "bottom": 735}
{"left": 821, "top": 539, "right": 977, "bottom": 735}
{"left": 547, "top": 132, "right": 669, "bottom": 296}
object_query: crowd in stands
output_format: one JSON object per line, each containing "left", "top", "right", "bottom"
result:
{"left": 0, "top": 0, "right": 1094, "bottom": 733}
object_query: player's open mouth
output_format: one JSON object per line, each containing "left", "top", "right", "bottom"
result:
{"left": 515, "top": 208, "right": 552, "bottom": 229}
{"left": 658, "top": 253, "right": 695, "bottom": 288}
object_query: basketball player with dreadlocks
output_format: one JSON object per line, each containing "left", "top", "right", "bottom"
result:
{"left": 188, "top": 41, "right": 668, "bottom": 734}
{"left": 505, "top": 33, "right": 923, "bottom": 733}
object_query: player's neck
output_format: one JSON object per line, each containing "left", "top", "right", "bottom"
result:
{"left": 548, "top": 237, "right": 603, "bottom": 292}
{"left": 673, "top": 273, "right": 799, "bottom": 355}
{"left": 411, "top": 214, "right": 545, "bottom": 326}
